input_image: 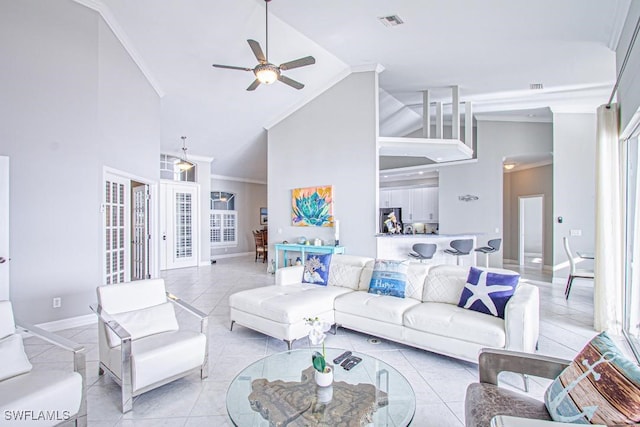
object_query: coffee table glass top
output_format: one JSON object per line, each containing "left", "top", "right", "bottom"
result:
{"left": 226, "top": 348, "right": 415, "bottom": 426}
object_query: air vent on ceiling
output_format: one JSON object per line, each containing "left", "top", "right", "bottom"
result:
{"left": 529, "top": 83, "right": 544, "bottom": 90}
{"left": 378, "top": 15, "right": 404, "bottom": 27}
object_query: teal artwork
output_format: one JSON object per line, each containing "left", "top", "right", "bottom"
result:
{"left": 291, "top": 186, "right": 334, "bottom": 227}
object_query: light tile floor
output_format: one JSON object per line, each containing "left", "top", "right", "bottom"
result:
{"left": 25, "top": 257, "right": 597, "bottom": 426}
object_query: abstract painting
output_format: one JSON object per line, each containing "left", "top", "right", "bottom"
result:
{"left": 291, "top": 185, "right": 334, "bottom": 227}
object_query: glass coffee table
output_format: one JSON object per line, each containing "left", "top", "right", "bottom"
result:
{"left": 226, "top": 348, "right": 415, "bottom": 426}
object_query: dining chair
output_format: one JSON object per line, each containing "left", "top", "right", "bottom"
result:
{"left": 253, "top": 230, "right": 268, "bottom": 263}
{"left": 562, "top": 237, "right": 594, "bottom": 299}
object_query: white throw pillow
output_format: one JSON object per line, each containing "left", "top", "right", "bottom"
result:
{"left": 422, "top": 264, "right": 468, "bottom": 304}
{"left": 0, "top": 334, "right": 33, "bottom": 381}
{"left": 105, "top": 302, "right": 179, "bottom": 348}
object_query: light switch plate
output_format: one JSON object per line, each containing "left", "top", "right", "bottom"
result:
{"left": 570, "top": 229, "right": 582, "bottom": 236}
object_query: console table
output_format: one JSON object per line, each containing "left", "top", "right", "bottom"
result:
{"left": 274, "top": 243, "right": 345, "bottom": 272}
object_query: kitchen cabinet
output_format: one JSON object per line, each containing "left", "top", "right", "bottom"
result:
{"left": 379, "top": 187, "right": 439, "bottom": 222}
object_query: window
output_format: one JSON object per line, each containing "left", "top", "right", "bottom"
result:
{"left": 160, "top": 154, "right": 196, "bottom": 182}
{"left": 211, "top": 191, "right": 235, "bottom": 210}
{"left": 210, "top": 191, "right": 237, "bottom": 247}
{"left": 624, "top": 136, "right": 640, "bottom": 361}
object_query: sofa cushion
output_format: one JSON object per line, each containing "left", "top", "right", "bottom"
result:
{"left": 0, "top": 369, "right": 83, "bottom": 423}
{"left": 544, "top": 331, "right": 640, "bottom": 425}
{"left": 229, "top": 285, "right": 352, "bottom": 324}
{"left": 105, "top": 302, "right": 179, "bottom": 348}
{"left": 465, "top": 382, "right": 552, "bottom": 427}
{"left": 405, "top": 263, "right": 430, "bottom": 300}
{"left": 458, "top": 267, "right": 520, "bottom": 318}
{"left": 368, "top": 259, "right": 409, "bottom": 298}
{"left": 403, "top": 302, "right": 506, "bottom": 347}
{"left": 303, "top": 253, "right": 332, "bottom": 286}
{"left": 422, "top": 264, "right": 467, "bottom": 304}
{"left": 327, "top": 255, "right": 371, "bottom": 290}
{"left": 335, "top": 291, "right": 420, "bottom": 325}
{"left": 0, "top": 334, "right": 33, "bottom": 381}
{"left": 358, "top": 260, "right": 375, "bottom": 291}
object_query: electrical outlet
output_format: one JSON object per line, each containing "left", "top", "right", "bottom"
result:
{"left": 570, "top": 229, "right": 582, "bottom": 237}
{"left": 52, "top": 297, "right": 61, "bottom": 308}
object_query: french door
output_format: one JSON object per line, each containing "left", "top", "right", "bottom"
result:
{"left": 132, "top": 184, "right": 150, "bottom": 280}
{"left": 160, "top": 182, "right": 199, "bottom": 270}
{"left": 0, "top": 156, "right": 9, "bottom": 299}
{"left": 104, "top": 175, "right": 131, "bottom": 284}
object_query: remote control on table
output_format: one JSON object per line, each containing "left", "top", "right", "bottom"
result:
{"left": 333, "top": 351, "right": 352, "bottom": 365}
{"left": 341, "top": 356, "right": 353, "bottom": 368}
{"left": 344, "top": 356, "right": 362, "bottom": 371}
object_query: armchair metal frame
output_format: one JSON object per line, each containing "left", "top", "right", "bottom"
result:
{"left": 15, "top": 320, "right": 87, "bottom": 427}
{"left": 466, "top": 348, "right": 571, "bottom": 427}
{"left": 91, "top": 292, "right": 208, "bottom": 413}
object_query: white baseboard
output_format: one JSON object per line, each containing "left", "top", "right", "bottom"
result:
{"left": 543, "top": 264, "right": 553, "bottom": 272}
{"left": 503, "top": 258, "right": 518, "bottom": 264}
{"left": 199, "top": 251, "right": 254, "bottom": 265}
{"left": 36, "top": 314, "right": 97, "bottom": 332}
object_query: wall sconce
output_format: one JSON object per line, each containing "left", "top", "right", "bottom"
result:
{"left": 458, "top": 194, "right": 479, "bottom": 202}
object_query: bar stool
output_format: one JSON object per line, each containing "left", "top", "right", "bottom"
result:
{"left": 444, "top": 239, "right": 473, "bottom": 266}
{"left": 408, "top": 243, "right": 437, "bottom": 263}
{"left": 474, "top": 238, "right": 502, "bottom": 268}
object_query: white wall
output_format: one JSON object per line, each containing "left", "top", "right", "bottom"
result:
{"left": 268, "top": 71, "right": 378, "bottom": 257}
{"left": 438, "top": 120, "right": 553, "bottom": 267}
{"left": 552, "top": 113, "right": 596, "bottom": 280}
{"left": 210, "top": 177, "right": 267, "bottom": 257}
{"left": 0, "top": 0, "right": 160, "bottom": 323}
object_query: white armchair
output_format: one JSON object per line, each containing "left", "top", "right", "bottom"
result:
{"left": 0, "top": 300, "right": 86, "bottom": 426}
{"left": 93, "top": 279, "right": 208, "bottom": 413}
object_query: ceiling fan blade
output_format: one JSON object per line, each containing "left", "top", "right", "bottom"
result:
{"left": 279, "top": 56, "right": 316, "bottom": 71}
{"left": 246, "top": 79, "right": 261, "bottom": 91}
{"left": 278, "top": 75, "right": 304, "bottom": 90}
{"left": 247, "top": 39, "right": 266, "bottom": 63}
{"left": 212, "top": 64, "right": 252, "bottom": 71}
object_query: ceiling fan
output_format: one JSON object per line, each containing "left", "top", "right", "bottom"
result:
{"left": 212, "top": 0, "right": 316, "bottom": 91}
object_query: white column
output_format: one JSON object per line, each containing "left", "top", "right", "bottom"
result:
{"left": 451, "top": 86, "right": 460, "bottom": 140}
{"left": 435, "top": 102, "right": 443, "bottom": 138}
{"left": 465, "top": 101, "right": 473, "bottom": 148}
{"left": 422, "top": 90, "right": 431, "bottom": 138}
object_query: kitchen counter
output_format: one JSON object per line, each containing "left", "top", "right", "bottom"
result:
{"left": 376, "top": 233, "right": 479, "bottom": 266}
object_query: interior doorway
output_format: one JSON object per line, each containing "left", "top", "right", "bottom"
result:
{"left": 104, "top": 170, "right": 156, "bottom": 284}
{"left": 0, "top": 156, "right": 9, "bottom": 299}
{"left": 519, "top": 195, "right": 544, "bottom": 269}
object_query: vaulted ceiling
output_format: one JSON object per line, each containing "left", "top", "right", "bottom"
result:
{"left": 96, "top": 0, "right": 631, "bottom": 182}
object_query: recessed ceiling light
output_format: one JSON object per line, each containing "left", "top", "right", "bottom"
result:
{"left": 418, "top": 171, "right": 424, "bottom": 175}
{"left": 383, "top": 175, "right": 388, "bottom": 178}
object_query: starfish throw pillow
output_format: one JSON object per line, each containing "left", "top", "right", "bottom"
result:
{"left": 457, "top": 267, "right": 519, "bottom": 318}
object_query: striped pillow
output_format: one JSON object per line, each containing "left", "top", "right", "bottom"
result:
{"left": 544, "top": 332, "right": 640, "bottom": 424}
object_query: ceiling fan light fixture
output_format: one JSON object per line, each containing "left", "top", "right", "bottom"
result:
{"left": 255, "top": 64, "right": 280, "bottom": 84}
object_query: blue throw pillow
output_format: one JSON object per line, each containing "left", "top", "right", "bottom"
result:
{"left": 457, "top": 267, "right": 519, "bottom": 318}
{"left": 544, "top": 332, "right": 640, "bottom": 424}
{"left": 368, "top": 259, "right": 409, "bottom": 298}
{"left": 302, "top": 253, "right": 332, "bottom": 286}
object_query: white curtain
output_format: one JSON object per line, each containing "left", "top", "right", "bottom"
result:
{"left": 594, "top": 103, "right": 623, "bottom": 332}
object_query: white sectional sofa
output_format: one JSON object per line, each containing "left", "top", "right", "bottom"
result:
{"left": 229, "top": 254, "right": 539, "bottom": 363}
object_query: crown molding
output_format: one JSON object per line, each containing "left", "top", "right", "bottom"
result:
{"left": 72, "top": 0, "right": 164, "bottom": 97}
{"left": 210, "top": 174, "right": 267, "bottom": 185}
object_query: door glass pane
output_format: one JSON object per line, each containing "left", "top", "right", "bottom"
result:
{"left": 175, "top": 192, "right": 193, "bottom": 258}
{"left": 625, "top": 136, "right": 640, "bottom": 360}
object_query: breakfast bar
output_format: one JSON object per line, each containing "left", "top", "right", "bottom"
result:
{"left": 376, "top": 233, "right": 479, "bottom": 266}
